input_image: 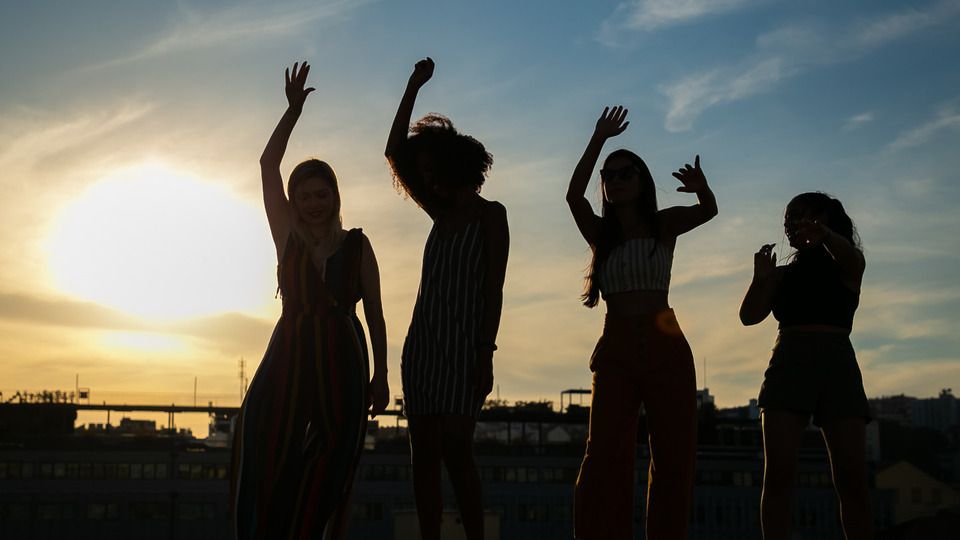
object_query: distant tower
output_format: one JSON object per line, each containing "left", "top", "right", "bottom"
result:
{"left": 238, "top": 358, "right": 249, "bottom": 403}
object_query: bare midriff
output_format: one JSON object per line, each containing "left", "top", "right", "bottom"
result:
{"left": 779, "top": 324, "right": 850, "bottom": 335}
{"left": 604, "top": 290, "right": 670, "bottom": 317}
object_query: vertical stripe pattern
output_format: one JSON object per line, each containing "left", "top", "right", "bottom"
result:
{"left": 597, "top": 238, "right": 674, "bottom": 295}
{"left": 402, "top": 219, "right": 486, "bottom": 417}
{"left": 231, "top": 229, "right": 369, "bottom": 540}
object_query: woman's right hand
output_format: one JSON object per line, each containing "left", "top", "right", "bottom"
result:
{"left": 285, "top": 61, "right": 315, "bottom": 111}
{"left": 754, "top": 243, "right": 777, "bottom": 279}
{"left": 408, "top": 57, "right": 434, "bottom": 90}
{"left": 594, "top": 105, "right": 629, "bottom": 139}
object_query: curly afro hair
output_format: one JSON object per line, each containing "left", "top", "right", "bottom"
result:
{"left": 389, "top": 114, "right": 493, "bottom": 200}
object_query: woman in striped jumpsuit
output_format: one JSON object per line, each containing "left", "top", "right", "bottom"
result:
{"left": 231, "top": 61, "right": 389, "bottom": 540}
{"left": 385, "top": 57, "right": 509, "bottom": 540}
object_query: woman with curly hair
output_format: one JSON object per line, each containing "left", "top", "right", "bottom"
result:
{"left": 384, "top": 57, "right": 509, "bottom": 540}
{"left": 740, "top": 192, "right": 872, "bottom": 539}
{"left": 567, "top": 106, "right": 717, "bottom": 539}
{"left": 231, "top": 61, "right": 389, "bottom": 540}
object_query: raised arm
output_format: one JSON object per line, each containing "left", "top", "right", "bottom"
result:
{"left": 740, "top": 243, "right": 780, "bottom": 325}
{"left": 358, "top": 234, "right": 389, "bottom": 417}
{"left": 384, "top": 58, "right": 439, "bottom": 217}
{"left": 797, "top": 219, "right": 866, "bottom": 292}
{"left": 658, "top": 155, "right": 718, "bottom": 237}
{"left": 474, "top": 201, "right": 510, "bottom": 400}
{"left": 566, "top": 106, "right": 629, "bottom": 245}
{"left": 261, "top": 61, "right": 315, "bottom": 255}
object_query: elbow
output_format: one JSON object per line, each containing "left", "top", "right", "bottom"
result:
{"left": 738, "top": 306, "right": 759, "bottom": 326}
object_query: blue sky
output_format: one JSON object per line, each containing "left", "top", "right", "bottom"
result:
{"left": 1, "top": 0, "right": 958, "bottom": 415}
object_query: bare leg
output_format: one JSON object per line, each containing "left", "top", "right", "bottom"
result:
{"left": 820, "top": 418, "right": 873, "bottom": 540}
{"left": 761, "top": 410, "right": 809, "bottom": 540}
{"left": 409, "top": 416, "right": 443, "bottom": 540}
{"left": 440, "top": 415, "right": 484, "bottom": 540}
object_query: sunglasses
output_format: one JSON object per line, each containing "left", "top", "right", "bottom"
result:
{"left": 599, "top": 166, "right": 637, "bottom": 182}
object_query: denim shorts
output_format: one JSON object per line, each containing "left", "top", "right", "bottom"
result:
{"left": 757, "top": 331, "right": 871, "bottom": 426}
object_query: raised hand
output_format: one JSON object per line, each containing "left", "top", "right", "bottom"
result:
{"left": 594, "top": 106, "right": 629, "bottom": 139}
{"left": 285, "top": 61, "right": 315, "bottom": 111}
{"left": 796, "top": 218, "right": 829, "bottom": 247}
{"left": 408, "top": 57, "right": 435, "bottom": 90}
{"left": 672, "top": 155, "right": 708, "bottom": 193}
{"left": 754, "top": 243, "right": 777, "bottom": 279}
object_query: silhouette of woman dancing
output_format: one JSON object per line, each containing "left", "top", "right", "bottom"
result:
{"left": 385, "top": 57, "right": 509, "bottom": 540}
{"left": 740, "top": 192, "right": 872, "bottom": 539}
{"left": 231, "top": 61, "right": 389, "bottom": 540}
{"left": 568, "top": 106, "right": 717, "bottom": 539}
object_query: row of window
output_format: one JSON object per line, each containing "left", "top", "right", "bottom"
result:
{"left": 0, "top": 502, "right": 222, "bottom": 522}
{"left": 0, "top": 462, "right": 228, "bottom": 481}
{"left": 2, "top": 461, "right": 832, "bottom": 489}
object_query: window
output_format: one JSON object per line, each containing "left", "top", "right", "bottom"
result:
{"left": 177, "top": 502, "right": 202, "bottom": 520}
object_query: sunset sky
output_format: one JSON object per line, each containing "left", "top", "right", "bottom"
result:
{"left": 2, "top": 0, "right": 959, "bottom": 429}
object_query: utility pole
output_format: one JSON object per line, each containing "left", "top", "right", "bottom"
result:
{"left": 238, "top": 358, "right": 247, "bottom": 403}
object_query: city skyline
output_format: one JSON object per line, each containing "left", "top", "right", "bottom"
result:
{"left": 2, "top": 1, "right": 959, "bottom": 421}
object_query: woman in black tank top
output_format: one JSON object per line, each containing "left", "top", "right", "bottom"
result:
{"left": 740, "top": 192, "right": 873, "bottom": 539}
{"left": 384, "top": 58, "right": 509, "bottom": 540}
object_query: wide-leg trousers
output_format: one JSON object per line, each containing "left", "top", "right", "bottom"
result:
{"left": 574, "top": 309, "right": 698, "bottom": 540}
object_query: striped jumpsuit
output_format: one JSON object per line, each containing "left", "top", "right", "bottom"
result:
{"left": 231, "top": 229, "right": 369, "bottom": 539}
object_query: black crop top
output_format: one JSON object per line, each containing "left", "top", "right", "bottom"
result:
{"left": 772, "top": 253, "right": 859, "bottom": 330}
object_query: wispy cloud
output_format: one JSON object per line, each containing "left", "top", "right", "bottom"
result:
{"left": 662, "top": 58, "right": 786, "bottom": 132}
{"left": 86, "top": 0, "right": 373, "bottom": 70}
{"left": 0, "top": 103, "right": 153, "bottom": 173}
{"left": 888, "top": 106, "right": 960, "bottom": 150}
{"left": 598, "top": 0, "right": 754, "bottom": 45}
{"left": 661, "top": 1, "right": 960, "bottom": 132}
{"left": 843, "top": 112, "right": 874, "bottom": 131}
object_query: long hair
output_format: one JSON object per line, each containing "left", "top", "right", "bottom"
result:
{"left": 786, "top": 192, "right": 861, "bottom": 263}
{"left": 287, "top": 159, "right": 343, "bottom": 254}
{"left": 388, "top": 114, "right": 493, "bottom": 204}
{"left": 582, "top": 149, "right": 659, "bottom": 308}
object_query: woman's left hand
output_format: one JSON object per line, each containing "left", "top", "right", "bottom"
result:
{"left": 796, "top": 218, "right": 829, "bottom": 247}
{"left": 369, "top": 372, "right": 389, "bottom": 418}
{"left": 474, "top": 350, "right": 494, "bottom": 400}
{"left": 672, "top": 155, "right": 708, "bottom": 193}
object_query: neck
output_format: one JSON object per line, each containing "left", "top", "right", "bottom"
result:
{"left": 443, "top": 189, "right": 480, "bottom": 213}
{"left": 613, "top": 204, "right": 641, "bottom": 230}
{"left": 305, "top": 221, "right": 340, "bottom": 241}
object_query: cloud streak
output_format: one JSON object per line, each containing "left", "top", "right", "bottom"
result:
{"left": 661, "top": 1, "right": 960, "bottom": 131}
{"left": 85, "top": 0, "right": 374, "bottom": 70}
{"left": 888, "top": 106, "right": 960, "bottom": 150}
{"left": 598, "top": 0, "right": 754, "bottom": 45}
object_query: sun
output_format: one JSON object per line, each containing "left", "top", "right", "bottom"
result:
{"left": 45, "top": 162, "right": 275, "bottom": 320}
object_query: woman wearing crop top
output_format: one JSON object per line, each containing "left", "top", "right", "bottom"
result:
{"left": 740, "top": 192, "right": 872, "bottom": 539}
{"left": 567, "top": 106, "right": 717, "bottom": 540}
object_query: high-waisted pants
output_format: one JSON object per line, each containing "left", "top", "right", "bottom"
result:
{"left": 574, "top": 309, "right": 697, "bottom": 540}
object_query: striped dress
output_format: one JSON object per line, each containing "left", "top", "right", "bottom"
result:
{"left": 402, "top": 218, "right": 487, "bottom": 417}
{"left": 231, "top": 229, "right": 369, "bottom": 539}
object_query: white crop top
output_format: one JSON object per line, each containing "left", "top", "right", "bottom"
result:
{"left": 597, "top": 238, "right": 674, "bottom": 296}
